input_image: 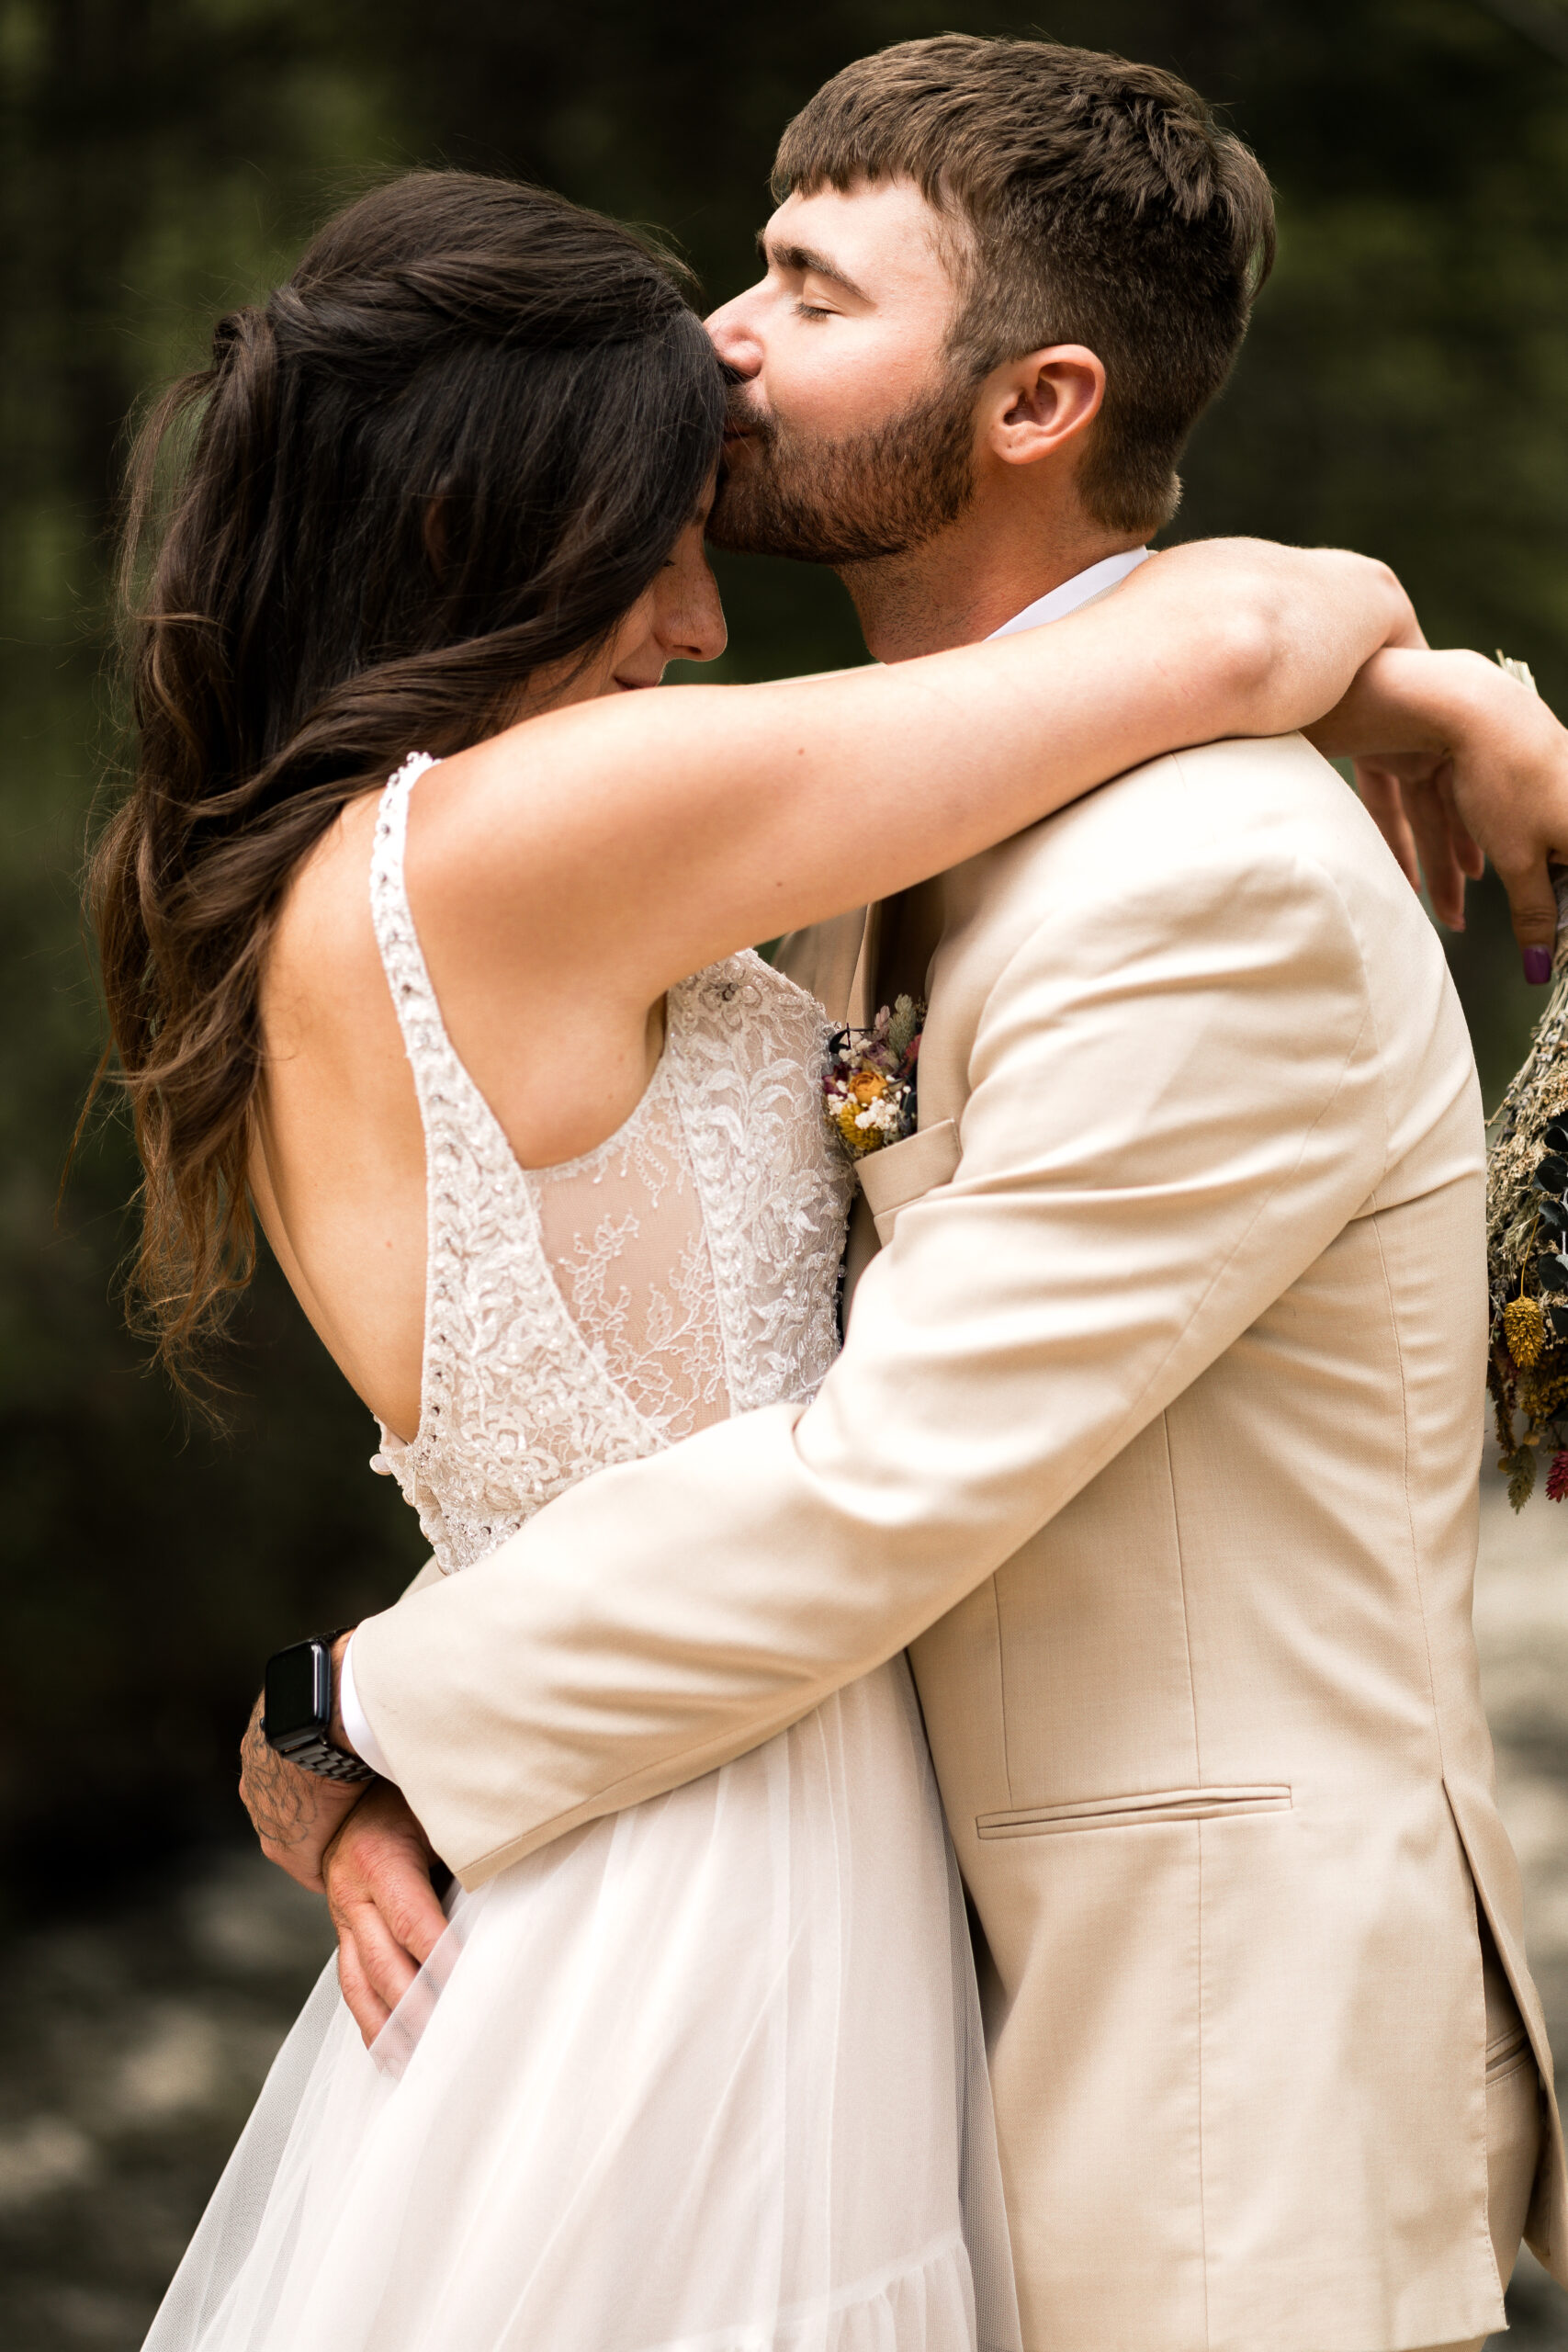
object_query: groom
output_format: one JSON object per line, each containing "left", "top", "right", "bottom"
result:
{"left": 306, "top": 38, "right": 1565, "bottom": 2352}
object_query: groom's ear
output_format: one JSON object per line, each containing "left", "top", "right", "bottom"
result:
{"left": 984, "top": 346, "right": 1105, "bottom": 471}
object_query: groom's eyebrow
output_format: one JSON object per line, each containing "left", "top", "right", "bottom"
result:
{"left": 757, "top": 231, "right": 870, "bottom": 306}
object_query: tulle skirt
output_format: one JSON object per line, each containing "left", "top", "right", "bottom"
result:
{"left": 143, "top": 1659, "right": 1021, "bottom": 2351}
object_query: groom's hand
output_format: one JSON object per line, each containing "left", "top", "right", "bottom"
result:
{"left": 321, "top": 1781, "right": 450, "bottom": 2047}
{"left": 238, "top": 1690, "right": 366, "bottom": 1894}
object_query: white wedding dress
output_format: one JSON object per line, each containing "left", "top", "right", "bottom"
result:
{"left": 143, "top": 756, "right": 1021, "bottom": 2352}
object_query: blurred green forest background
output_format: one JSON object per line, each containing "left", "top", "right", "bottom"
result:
{"left": 4, "top": 0, "right": 1568, "bottom": 1910}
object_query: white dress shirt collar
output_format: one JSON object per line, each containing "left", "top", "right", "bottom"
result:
{"left": 987, "top": 545, "right": 1150, "bottom": 639}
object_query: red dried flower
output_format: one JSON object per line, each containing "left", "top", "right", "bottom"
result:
{"left": 1548, "top": 1450, "right": 1568, "bottom": 1503}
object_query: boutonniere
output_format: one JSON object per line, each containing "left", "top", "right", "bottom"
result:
{"left": 823, "top": 994, "right": 926, "bottom": 1160}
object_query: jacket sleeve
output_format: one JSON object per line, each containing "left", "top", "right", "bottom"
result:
{"left": 351, "top": 817, "right": 1389, "bottom": 1885}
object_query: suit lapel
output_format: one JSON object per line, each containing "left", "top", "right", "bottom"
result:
{"left": 774, "top": 877, "right": 948, "bottom": 1035}
{"left": 773, "top": 906, "right": 870, "bottom": 1025}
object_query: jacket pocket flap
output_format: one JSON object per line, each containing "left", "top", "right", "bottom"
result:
{"left": 976, "top": 1784, "right": 1292, "bottom": 1838}
{"left": 855, "top": 1118, "right": 961, "bottom": 1243}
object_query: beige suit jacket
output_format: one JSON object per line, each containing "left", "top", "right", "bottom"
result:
{"left": 354, "top": 731, "right": 1567, "bottom": 2350}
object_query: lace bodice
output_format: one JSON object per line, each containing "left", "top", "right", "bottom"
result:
{"left": 367, "top": 755, "right": 852, "bottom": 1574}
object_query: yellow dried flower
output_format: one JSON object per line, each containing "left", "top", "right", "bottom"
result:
{"left": 1505, "top": 1295, "right": 1547, "bottom": 1369}
{"left": 1519, "top": 1363, "right": 1568, "bottom": 1419}
{"left": 834, "top": 1102, "right": 885, "bottom": 1157}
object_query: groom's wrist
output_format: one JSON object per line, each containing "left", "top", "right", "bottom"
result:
{"left": 328, "top": 1631, "right": 355, "bottom": 1757}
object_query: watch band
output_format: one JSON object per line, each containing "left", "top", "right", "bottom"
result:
{"left": 269, "top": 1728, "right": 376, "bottom": 1784}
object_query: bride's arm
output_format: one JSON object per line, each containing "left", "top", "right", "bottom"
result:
{"left": 420, "top": 537, "right": 1416, "bottom": 1010}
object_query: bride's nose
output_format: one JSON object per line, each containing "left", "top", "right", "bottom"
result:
{"left": 657, "top": 542, "right": 728, "bottom": 670}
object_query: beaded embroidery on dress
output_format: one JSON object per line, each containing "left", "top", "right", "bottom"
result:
{"left": 141, "top": 758, "right": 1020, "bottom": 2352}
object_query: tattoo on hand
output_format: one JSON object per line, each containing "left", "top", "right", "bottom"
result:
{"left": 240, "top": 1700, "right": 331, "bottom": 1850}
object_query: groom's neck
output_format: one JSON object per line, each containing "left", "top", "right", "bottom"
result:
{"left": 840, "top": 497, "right": 1145, "bottom": 664}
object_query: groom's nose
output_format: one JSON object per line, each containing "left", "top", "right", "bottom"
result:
{"left": 705, "top": 287, "right": 764, "bottom": 378}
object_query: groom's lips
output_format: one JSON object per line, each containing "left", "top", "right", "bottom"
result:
{"left": 718, "top": 428, "right": 761, "bottom": 482}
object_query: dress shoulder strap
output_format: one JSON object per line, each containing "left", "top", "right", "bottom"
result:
{"left": 367, "top": 752, "right": 473, "bottom": 1127}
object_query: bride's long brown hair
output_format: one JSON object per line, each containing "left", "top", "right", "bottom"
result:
{"left": 89, "top": 170, "right": 727, "bottom": 1389}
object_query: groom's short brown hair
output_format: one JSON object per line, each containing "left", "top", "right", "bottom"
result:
{"left": 773, "top": 36, "right": 1274, "bottom": 537}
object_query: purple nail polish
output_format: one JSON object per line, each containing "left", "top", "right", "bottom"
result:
{"left": 1525, "top": 945, "right": 1553, "bottom": 986}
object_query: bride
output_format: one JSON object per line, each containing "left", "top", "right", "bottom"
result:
{"left": 94, "top": 169, "right": 1543, "bottom": 2351}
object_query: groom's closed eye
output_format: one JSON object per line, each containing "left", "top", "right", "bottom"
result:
{"left": 757, "top": 234, "right": 869, "bottom": 311}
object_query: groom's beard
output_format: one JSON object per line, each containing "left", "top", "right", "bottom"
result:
{"left": 708, "top": 375, "right": 977, "bottom": 565}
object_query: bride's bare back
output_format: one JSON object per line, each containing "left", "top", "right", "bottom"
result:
{"left": 253, "top": 782, "right": 447, "bottom": 1443}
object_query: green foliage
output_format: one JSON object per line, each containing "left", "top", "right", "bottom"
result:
{"left": 4, "top": 0, "right": 1568, "bottom": 1893}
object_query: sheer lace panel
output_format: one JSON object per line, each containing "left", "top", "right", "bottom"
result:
{"left": 366, "top": 754, "right": 850, "bottom": 1576}
{"left": 531, "top": 1057, "right": 728, "bottom": 1448}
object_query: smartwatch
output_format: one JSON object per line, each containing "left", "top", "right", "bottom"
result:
{"left": 263, "top": 1632, "right": 376, "bottom": 1782}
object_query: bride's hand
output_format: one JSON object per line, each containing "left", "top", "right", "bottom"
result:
{"left": 321, "top": 1781, "right": 451, "bottom": 2047}
{"left": 1306, "top": 648, "right": 1568, "bottom": 977}
{"left": 1352, "top": 752, "right": 1482, "bottom": 934}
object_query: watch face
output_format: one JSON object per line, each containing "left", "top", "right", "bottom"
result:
{"left": 264, "top": 1641, "right": 329, "bottom": 1742}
